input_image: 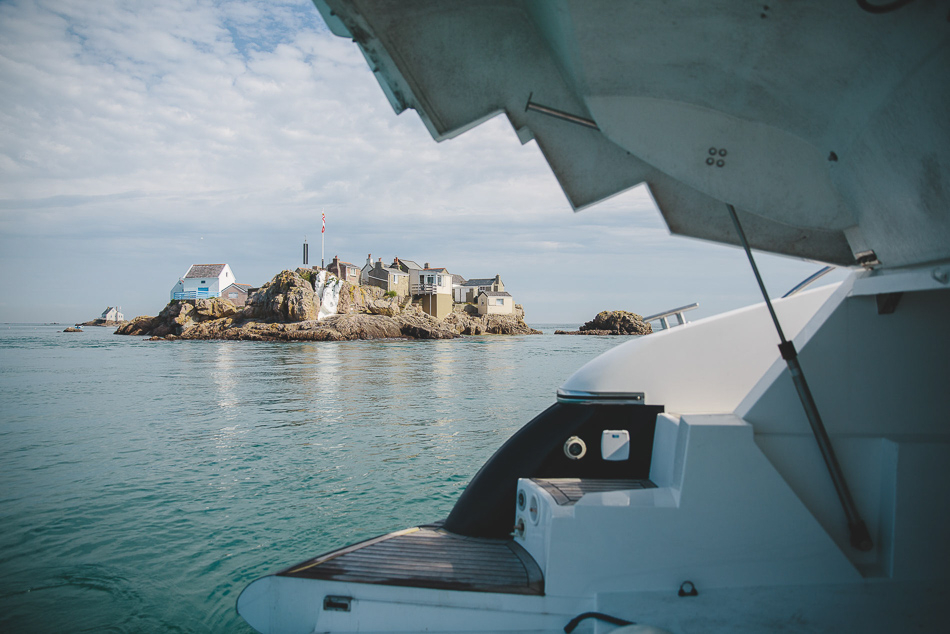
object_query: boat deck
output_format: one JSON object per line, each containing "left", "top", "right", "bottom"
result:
{"left": 278, "top": 526, "right": 544, "bottom": 595}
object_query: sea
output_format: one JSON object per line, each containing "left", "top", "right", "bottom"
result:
{"left": 0, "top": 323, "right": 632, "bottom": 633}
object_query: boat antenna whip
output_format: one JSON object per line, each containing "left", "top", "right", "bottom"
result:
{"left": 726, "top": 203, "right": 872, "bottom": 551}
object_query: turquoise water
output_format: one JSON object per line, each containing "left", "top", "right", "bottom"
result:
{"left": 0, "top": 324, "right": 630, "bottom": 632}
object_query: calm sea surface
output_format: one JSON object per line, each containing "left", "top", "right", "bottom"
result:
{"left": 0, "top": 324, "right": 631, "bottom": 633}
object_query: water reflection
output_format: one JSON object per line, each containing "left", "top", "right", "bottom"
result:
{"left": 0, "top": 325, "right": 632, "bottom": 633}
{"left": 211, "top": 342, "right": 239, "bottom": 412}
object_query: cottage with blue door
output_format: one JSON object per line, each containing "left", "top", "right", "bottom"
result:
{"left": 169, "top": 264, "right": 235, "bottom": 301}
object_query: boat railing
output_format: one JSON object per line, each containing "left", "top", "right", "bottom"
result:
{"left": 643, "top": 303, "right": 698, "bottom": 330}
{"left": 782, "top": 265, "right": 835, "bottom": 298}
{"left": 412, "top": 283, "right": 447, "bottom": 295}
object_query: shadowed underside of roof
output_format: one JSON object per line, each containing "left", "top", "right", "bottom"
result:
{"left": 313, "top": 0, "right": 950, "bottom": 269}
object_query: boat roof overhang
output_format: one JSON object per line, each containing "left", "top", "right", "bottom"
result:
{"left": 314, "top": 0, "right": 950, "bottom": 269}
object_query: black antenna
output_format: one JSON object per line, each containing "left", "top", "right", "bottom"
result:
{"left": 727, "top": 203, "right": 872, "bottom": 551}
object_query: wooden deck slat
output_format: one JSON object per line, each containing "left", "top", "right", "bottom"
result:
{"left": 322, "top": 570, "right": 528, "bottom": 583}
{"left": 328, "top": 557, "right": 527, "bottom": 573}
{"left": 278, "top": 527, "right": 543, "bottom": 595}
{"left": 331, "top": 564, "right": 525, "bottom": 576}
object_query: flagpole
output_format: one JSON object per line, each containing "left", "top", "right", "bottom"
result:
{"left": 321, "top": 209, "right": 325, "bottom": 268}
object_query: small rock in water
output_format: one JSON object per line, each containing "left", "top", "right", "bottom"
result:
{"left": 556, "top": 310, "right": 651, "bottom": 335}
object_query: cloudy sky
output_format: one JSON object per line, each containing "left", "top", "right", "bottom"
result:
{"left": 0, "top": 0, "right": 843, "bottom": 324}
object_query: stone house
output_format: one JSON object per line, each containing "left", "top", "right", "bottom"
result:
{"left": 222, "top": 283, "right": 253, "bottom": 307}
{"left": 327, "top": 256, "right": 361, "bottom": 284}
{"left": 366, "top": 258, "right": 409, "bottom": 296}
{"left": 391, "top": 257, "right": 423, "bottom": 275}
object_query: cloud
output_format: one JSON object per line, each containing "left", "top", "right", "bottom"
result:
{"left": 0, "top": 0, "right": 837, "bottom": 323}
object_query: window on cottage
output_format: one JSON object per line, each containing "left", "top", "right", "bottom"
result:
{"left": 495, "top": 298, "right": 504, "bottom": 306}
{"left": 229, "top": 293, "right": 238, "bottom": 299}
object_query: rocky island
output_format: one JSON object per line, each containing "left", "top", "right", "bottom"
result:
{"left": 555, "top": 310, "right": 652, "bottom": 336}
{"left": 79, "top": 318, "right": 129, "bottom": 327}
{"left": 117, "top": 269, "right": 540, "bottom": 341}
{"left": 79, "top": 306, "right": 128, "bottom": 328}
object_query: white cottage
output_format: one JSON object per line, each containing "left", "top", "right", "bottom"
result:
{"left": 100, "top": 306, "right": 124, "bottom": 321}
{"left": 170, "top": 264, "right": 235, "bottom": 300}
{"left": 477, "top": 290, "right": 514, "bottom": 316}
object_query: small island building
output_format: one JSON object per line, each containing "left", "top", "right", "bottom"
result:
{"left": 477, "top": 290, "right": 514, "bottom": 316}
{"left": 365, "top": 258, "right": 409, "bottom": 296}
{"left": 101, "top": 306, "right": 124, "bottom": 322}
{"left": 456, "top": 275, "right": 505, "bottom": 303}
{"left": 411, "top": 263, "right": 454, "bottom": 320}
{"left": 222, "top": 283, "right": 253, "bottom": 307}
{"left": 391, "top": 257, "right": 423, "bottom": 275}
{"left": 327, "top": 256, "right": 361, "bottom": 284}
{"left": 170, "top": 264, "right": 235, "bottom": 300}
{"left": 360, "top": 254, "right": 375, "bottom": 285}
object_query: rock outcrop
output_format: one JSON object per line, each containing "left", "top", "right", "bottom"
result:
{"left": 443, "top": 310, "right": 542, "bottom": 335}
{"left": 243, "top": 269, "right": 319, "bottom": 322}
{"left": 555, "top": 310, "right": 652, "bottom": 336}
{"left": 118, "top": 269, "right": 540, "bottom": 342}
{"left": 117, "top": 297, "right": 239, "bottom": 338}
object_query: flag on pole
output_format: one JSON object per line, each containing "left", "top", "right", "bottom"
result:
{"left": 322, "top": 212, "right": 326, "bottom": 234}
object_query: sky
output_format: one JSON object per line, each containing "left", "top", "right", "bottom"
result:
{"left": 0, "top": 0, "right": 846, "bottom": 325}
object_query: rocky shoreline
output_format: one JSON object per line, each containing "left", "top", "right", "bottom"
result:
{"left": 117, "top": 269, "right": 541, "bottom": 342}
{"left": 555, "top": 310, "right": 652, "bottom": 336}
{"left": 78, "top": 318, "right": 129, "bottom": 327}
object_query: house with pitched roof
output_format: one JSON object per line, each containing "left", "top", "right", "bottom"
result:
{"left": 477, "top": 290, "right": 514, "bottom": 316}
{"left": 455, "top": 274, "right": 505, "bottom": 303}
{"left": 222, "top": 283, "right": 253, "bottom": 307}
{"left": 391, "top": 257, "right": 423, "bottom": 275}
{"left": 360, "top": 254, "right": 377, "bottom": 285}
{"left": 170, "top": 264, "right": 235, "bottom": 300}
{"left": 327, "top": 256, "right": 361, "bottom": 284}
{"left": 365, "top": 258, "right": 409, "bottom": 296}
{"left": 100, "top": 306, "right": 124, "bottom": 321}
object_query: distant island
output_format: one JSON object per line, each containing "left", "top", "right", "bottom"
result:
{"left": 78, "top": 306, "right": 129, "bottom": 328}
{"left": 117, "top": 268, "right": 541, "bottom": 341}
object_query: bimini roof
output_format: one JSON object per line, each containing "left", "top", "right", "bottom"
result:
{"left": 313, "top": 0, "right": 949, "bottom": 269}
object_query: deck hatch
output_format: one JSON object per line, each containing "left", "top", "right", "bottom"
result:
{"left": 532, "top": 478, "right": 655, "bottom": 506}
{"left": 278, "top": 526, "right": 543, "bottom": 595}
